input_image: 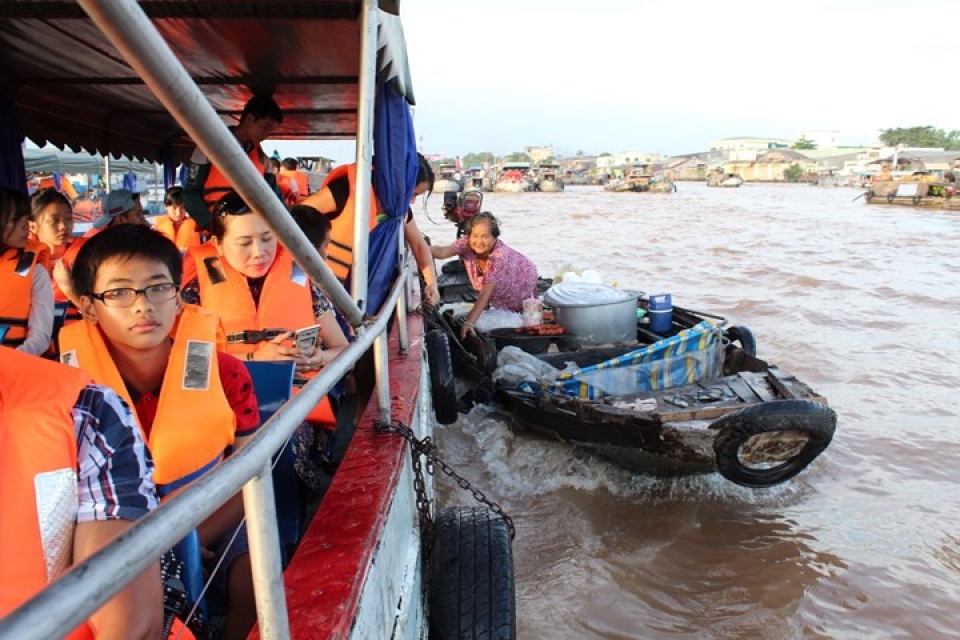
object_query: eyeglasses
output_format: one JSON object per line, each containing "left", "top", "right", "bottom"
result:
{"left": 88, "top": 283, "right": 178, "bottom": 308}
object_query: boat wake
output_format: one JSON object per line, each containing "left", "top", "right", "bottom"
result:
{"left": 436, "top": 404, "right": 814, "bottom": 507}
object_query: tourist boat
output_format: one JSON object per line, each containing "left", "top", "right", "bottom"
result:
{"left": 862, "top": 178, "right": 960, "bottom": 209}
{"left": 431, "top": 268, "right": 836, "bottom": 489}
{"left": 0, "top": 2, "right": 515, "bottom": 639}
{"left": 706, "top": 169, "right": 744, "bottom": 188}
{"left": 463, "top": 165, "right": 493, "bottom": 191}
{"left": 493, "top": 162, "right": 535, "bottom": 192}
{"left": 537, "top": 162, "right": 565, "bottom": 192}
{"left": 432, "top": 162, "right": 464, "bottom": 193}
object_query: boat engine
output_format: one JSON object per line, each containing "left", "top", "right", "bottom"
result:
{"left": 442, "top": 189, "right": 483, "bottom": 237}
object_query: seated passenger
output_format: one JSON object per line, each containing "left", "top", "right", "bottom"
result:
{"left": 59, "top": 225, "right": 261, "bottom": 639}
{"left": 0, "top": 187, "right": 54, "bottom": 355}
{"left": 30, "top": 188, "right": 84, "bottom": 328}
{"left": 430, "top": 211, "right": 538, "bottom": 339}
{"left": 154, "top": 187, "right": 202, "bottom": 252}
{"left": 0, "top": 347, "right": 163, "bottom": 640}
{"left": 180, "top": 192, "right": 349, "bottom": 492}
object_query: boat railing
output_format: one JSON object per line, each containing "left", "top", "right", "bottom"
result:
{"left": 0, "top": 0, "right": 410, "bottom": 638}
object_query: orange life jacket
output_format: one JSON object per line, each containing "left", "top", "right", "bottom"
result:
{"left": 280, "top": 168, "right": 309, "bottom": 200}
{"left": 201, "top": 144, "right": 266, "bottom": 214}
{"left": 321, "top": 164, "right": 378, "bottom": 280}
{"left": 0, "top": 348, "right": 94, "bottom": 639}
{"left": 58, "top": 305, "right": 235, "bottom": 492}
{"left": 191, "top": 244, "right": 335, "bottom": 426}
{"left": 0, "top": 247, "right": 41, "bottom": 348}
{"left": 154, "top": 216, "right": 202, "bottom": 252}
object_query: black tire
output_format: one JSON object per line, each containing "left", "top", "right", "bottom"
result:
{"left": 712, "top": 400, "right": 836, "bottom": 488}
{"left": 724, "top": 325, "right": 757, "bottom": 356}
{"left": 427, "top": 329, "right": 458, "bottom": 425}
{"left": 430, "top": 507, "right": 516, "bottom": 640}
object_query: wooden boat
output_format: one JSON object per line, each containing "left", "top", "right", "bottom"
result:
{"left": 433, "top": 162, "right": 464, "bottom": 193}
{"left": 603, "top": 172, "right": 677, "bottom": 193}
{"left": 0, "top": 2, "right": 515, "bottom": 639}
{"left": 430, "top": 267, "right": 836, "bottom": 489}
{"left": 494, "top": 162, "right": 535, "bottom": 192}
{"left": 706, "top": 169, "right": 744, "bottom": 188}
{"left": 863, "top": 179, "right": 960, "bottom": 209}
{"left": 537, "top": 162, "right": 565, "bottom": 192}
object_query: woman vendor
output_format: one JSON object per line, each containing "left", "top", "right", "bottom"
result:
{"left": 430, "top": 211, "right": 538, "bottom": 339}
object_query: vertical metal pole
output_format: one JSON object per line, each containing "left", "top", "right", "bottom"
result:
{"left": 243, "top": 463, "right": 291, "bottom": 640}
{"left": 395, "top": 228, "right": 409, "bottom": 352}
{"left": 373, "top": 330, "right": 392, "bottom": 423}
{"left": 104, "top": 155, "right": 111, "bottom": 193}
{"left": 350, "top": 0, "right": 379, "bottom": 312}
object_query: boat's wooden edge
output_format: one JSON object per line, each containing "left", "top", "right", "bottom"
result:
{"left": 269, "top": 314, "right": 424, "bottom": 638}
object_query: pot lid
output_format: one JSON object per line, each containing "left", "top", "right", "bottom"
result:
{"left": 543, "top": 282, "right": 636, "bottom": 307}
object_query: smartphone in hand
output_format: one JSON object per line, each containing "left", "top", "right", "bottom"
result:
{"left": 294, "top": 324, "right": 321, "bottom": 352}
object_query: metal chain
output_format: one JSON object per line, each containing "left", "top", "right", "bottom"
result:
{"left": 375, "top": 418, "right": 516, "bottom": 543}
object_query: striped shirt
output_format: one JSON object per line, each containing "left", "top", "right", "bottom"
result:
{"left": 74, "top": 384, "right": 158, "bottom": 523}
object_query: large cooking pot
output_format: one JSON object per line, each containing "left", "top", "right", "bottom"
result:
{"left": 543, "top": 282, "right": 638, "bottom": 345}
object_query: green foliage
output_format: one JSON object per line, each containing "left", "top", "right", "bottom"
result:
{"left": 879, "top": 126, "right": 960, "bottom": 150}
{"left": 792, "top": 137, "right": 817, "bottom": 150}
{"left": 783, "top": 163, "right": 805, "bottom": 182}
{"left": 575, "top": 149, "right": 584, "bottom": 156}
{"left": 461, "top": 152, "right": 496, "bottom": 167}
{"left": 505, "top": 151, "right": 533, "bottom": 163}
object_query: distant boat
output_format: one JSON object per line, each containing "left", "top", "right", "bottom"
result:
{"left": 604, "top": 172, "right": 676, "bottom": 193}
{"left": 494, "top": 161, "right": 535, "bottom": 192}
{"left": 433, "top": 162, "right": 463, "bottom": 193}
{"left": 537, "top": 162, "right": 564, "bottom": 192}
{"left": 462, "top": 165, "right": 492, "bottom": 192}
{"left": 706, "top": 170, "right": 744, "bottom": 188}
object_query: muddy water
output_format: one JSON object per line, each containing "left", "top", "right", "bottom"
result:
{"left": 415, "top": 183, "right": 960, "bottom": 639}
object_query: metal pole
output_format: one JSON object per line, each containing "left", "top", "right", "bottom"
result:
{"left": 75, "top": 0, "right": 363, "bottom": 328}
{"left": 350, "top": 0, "right": 379, "bottom": 313}
{"left": 243, "top": 463, "right": 290, "bottom": 640}
{"left": 374, "top": 330, "right": 392, "bottom": 423}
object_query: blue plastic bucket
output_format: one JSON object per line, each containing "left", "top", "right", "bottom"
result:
{"left": 648, "top": 293, "right": 673, "bottom": 334}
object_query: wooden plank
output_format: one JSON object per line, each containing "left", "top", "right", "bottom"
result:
{"left": 725, "top": 375, "right": 765, "bottom": 404}
{"left": 766, "top": 367, "right": 826, "bottom": 402}
{"left": 738, "top": 371, "right": 778, "bottom": 403}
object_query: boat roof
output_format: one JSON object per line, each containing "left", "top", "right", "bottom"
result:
{"left": 0, "top": 1, "right": 414, "bottom": 163}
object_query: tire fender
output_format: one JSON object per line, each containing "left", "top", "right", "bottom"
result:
{"left": 712, "top": 400, "right": 836, "bottom": 488}
{"left": 426, "top": 329, "right": 458, "bottom": 425}
{"left": 724, "top": 325, "right": 757, "bottom": 357}
{"left": 429, "top": 506, "right": 517, "bottom": 640}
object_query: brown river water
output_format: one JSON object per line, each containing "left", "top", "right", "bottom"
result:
{"left": 415, "top": 183, "right": 960, "bottom": 639}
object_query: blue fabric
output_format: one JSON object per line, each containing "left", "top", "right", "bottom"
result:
{"left": 0, "top": 93, "right": 27, "bottom": 192}
{"left": 366, "top": 79, "right": 417, "bottom": 314}
{"left": 122, "top": 171, "right": 137, "bottom": 192}
{"left": 162, "top": 143, "right": 177, "bottom": 188}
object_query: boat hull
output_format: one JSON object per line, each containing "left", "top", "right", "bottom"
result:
{"left": 433, "top": 179, "right": 462, "bottom": 194}
{"left": 279, "top": 315, "right": 432, "bottom": 639}
{"left": 538, "top": 178, "right": 564, "bottom": 192}
{"left": 493, "top": 179, "right": 533, "bottom": 192}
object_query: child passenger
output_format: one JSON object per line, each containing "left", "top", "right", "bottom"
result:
{"left": 0, "top": 187, "right": 54, "bottom": 355}
{"left": 58, "top": 224, "right": 262, "bottom": 639}
{"left": 154, "top": 186, "right": 202, "bottom": 252}
{"left": 30, "top": 188, "right": 85, "bottom": 327}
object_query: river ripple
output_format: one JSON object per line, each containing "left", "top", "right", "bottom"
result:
{"left": 416, "top": 183, "right": 960, "bottom": 639}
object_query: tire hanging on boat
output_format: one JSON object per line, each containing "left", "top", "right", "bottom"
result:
{"left": 426, "top": 329, "right": 459, "bottom": 425}
{"left": 711, "top": 399, "right": 837, "bottom": 488}
{"left": 429, "top": 506, "right": 517, "bottom": 640}
{"left": 724, "top": 325, "right": 757, "bottom": 356}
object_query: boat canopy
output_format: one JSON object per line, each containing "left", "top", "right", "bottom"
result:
{"left": 0, "top": 1, "right": 415, "bottom": 164}
{"left": 23, "top": 147, "right": 158, "bottom": 175}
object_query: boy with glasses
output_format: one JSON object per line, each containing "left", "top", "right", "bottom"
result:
{"left": 58, "top": 224, "right": 262, "bottom": 638}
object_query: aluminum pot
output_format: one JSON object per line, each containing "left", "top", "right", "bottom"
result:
{"left": 543, "top": 282, "right": 638, "bottom": 345}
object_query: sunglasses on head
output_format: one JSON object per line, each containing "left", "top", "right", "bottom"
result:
{"left": 215, "top": 193, "right": 252, "bottom": 217}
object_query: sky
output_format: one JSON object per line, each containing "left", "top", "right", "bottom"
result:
{"left": 271, "top": 0, "right": 960, "bottom": 163}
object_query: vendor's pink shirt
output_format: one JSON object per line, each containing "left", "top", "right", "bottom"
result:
{"left": 453, "top": 236, "right": 537, "bottom": 311}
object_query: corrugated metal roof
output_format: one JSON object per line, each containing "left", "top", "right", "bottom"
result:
{"left": 0, "top": 1, "right": 413, "bottom": 162}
